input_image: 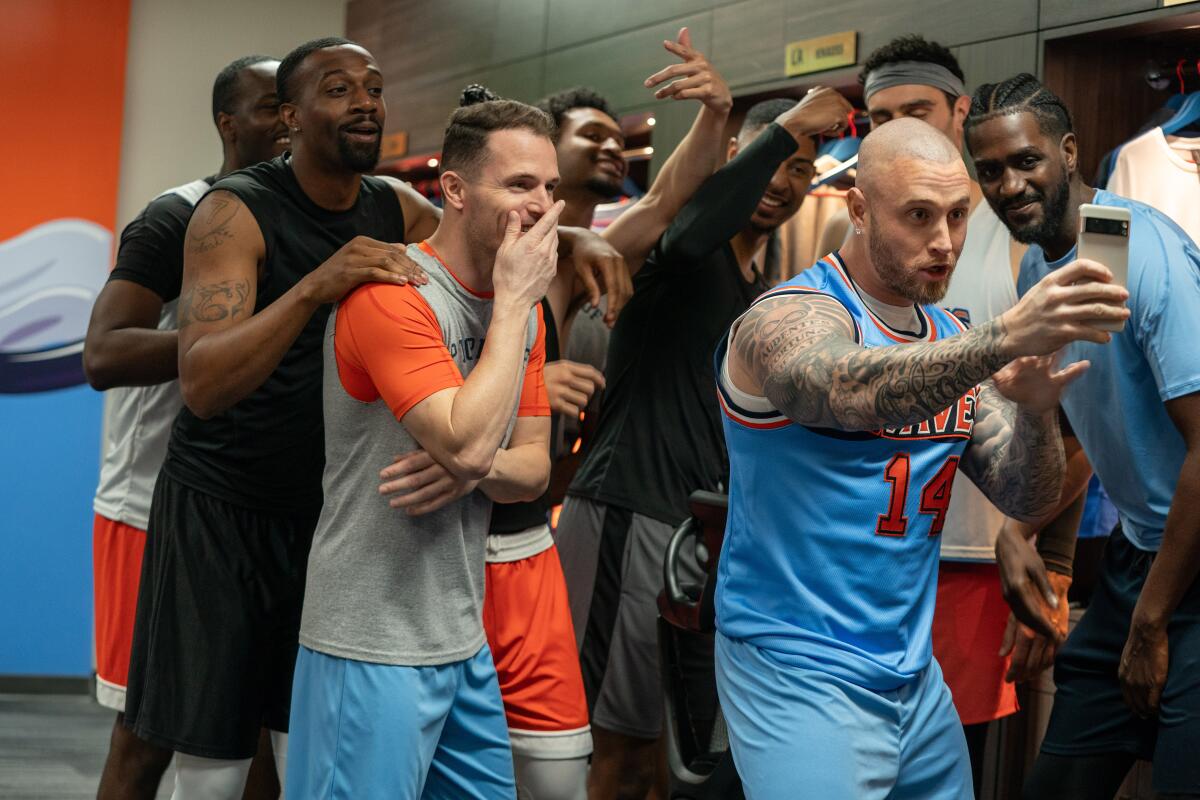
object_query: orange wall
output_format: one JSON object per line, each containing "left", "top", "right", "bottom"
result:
{"left": 0, "top": 0, "right": 131, "bottom": 240}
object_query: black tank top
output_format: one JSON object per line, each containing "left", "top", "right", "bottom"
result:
{"left": 488, "top": 297, "right": 561, "bottom": 534}
{"left": 162, "top": 155, "right": 405, "bottom": 513}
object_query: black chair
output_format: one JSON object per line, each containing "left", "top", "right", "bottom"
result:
{"left": 657, "top": 490, "right": 743, "bottom": 800}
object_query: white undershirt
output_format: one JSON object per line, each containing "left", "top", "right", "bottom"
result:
{"left": 857, "top": 287, "right": 921, "bottom": 334}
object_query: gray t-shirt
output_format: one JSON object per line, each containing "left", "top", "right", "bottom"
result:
{"left": 299, "top": 243, "right": 543, "bottom": 666}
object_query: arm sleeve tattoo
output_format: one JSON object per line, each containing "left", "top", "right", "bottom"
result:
{"left": 959, "top": 381, "right": 1065, "bottom": 522}
{"left": 734, "top": 293, "right": 1011, "bottom": 432}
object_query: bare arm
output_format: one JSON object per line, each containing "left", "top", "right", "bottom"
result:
{"left": 386, "top": 176, "right": 442, "bottom": 243}
{"left": 1121, "top": 393, "right": 1200, "bottom": 717}
{"left": 729, "top": 258, "right": 1130, "bottom": 431}
{"left": 958, "top": 381, "right": 1064, "bottom": 524}
{"left": 395, "top": 206, "right": 561, "bottom": 480}
{"left": 478, "top": 416, "right": 552, "bottom": 503}
{"left": 731, "top": 293, "right": 1010, "bottom": 431}
{"left": 377, "top": 416, "right": 551, "bottom": 515}
{"left": 602, "top": 27, "right": 732, "bottom": 276}
{"left": 178, "top": 190, "right": 421, "bottom": 418}
{"left": 83, "top": 280, "right": 177, "bottom": 389}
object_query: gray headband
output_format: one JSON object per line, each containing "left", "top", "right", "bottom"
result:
{"left": 863, "top": 61, "right": 966, "bottom": 102}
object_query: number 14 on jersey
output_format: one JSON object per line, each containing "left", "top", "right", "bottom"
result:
{"left": 876, "top": 454, "right": 959, "bottom": 538}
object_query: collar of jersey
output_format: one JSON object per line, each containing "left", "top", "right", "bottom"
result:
{"left": 828, "top": 251, "right": 935, "bottom": 343}
{"left": 418, "top": 241, "right": 494, "bottom": 299}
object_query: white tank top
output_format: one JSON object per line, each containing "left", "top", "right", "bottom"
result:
{"left": 938, "top": 202, "right": 1020, "bottom": 561}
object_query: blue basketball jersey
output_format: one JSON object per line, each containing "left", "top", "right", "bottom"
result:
{"left": 715, "top": 253, "right": 976, "bottom": 690}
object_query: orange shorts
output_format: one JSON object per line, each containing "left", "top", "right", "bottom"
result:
{"left": 484, "top": 531, "right": 591, "bottom": 759}
{"left": 931, "top": 561, "right": 1019, "bottom": 726}
{"left": 92, "top": 513, "right": 147, "bottom": 712}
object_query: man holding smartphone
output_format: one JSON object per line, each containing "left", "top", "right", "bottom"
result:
{"left": 967, "top": 73, "right": 1200, "bottom": 798}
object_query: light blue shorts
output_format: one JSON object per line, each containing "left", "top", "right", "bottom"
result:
{"left": 287, "top": 644, "right": 515, "bottom": 799}
{"left": 715, "top": 633, "right": 972, "bottom": 800}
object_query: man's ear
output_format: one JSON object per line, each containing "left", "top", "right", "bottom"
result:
{"left": 216, "top": 112, "right": 237, "bottom": 146}
{"left": 1061, "top": 132, "right": 1079, "bottom": 177}
{"left": 440, "top": 170, "right": 467, "bottom": 211}
{"left": 280, "top": 103, "right": 299, "bottom": 135}
{"left": 726, "top": 136, "right": 739, "bottom": 165}
{"left": 846, "top": 187, "right": 869, "bottom": 234}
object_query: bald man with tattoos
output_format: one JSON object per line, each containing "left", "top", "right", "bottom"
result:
{"left": 711, "top": 118, "right": 1129, "bottom": 798}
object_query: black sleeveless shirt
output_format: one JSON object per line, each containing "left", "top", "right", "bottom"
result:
{"left": 488, "top": 297, "right": 561, "bottom": 534}
{"left": 162, "top": 155, "right": 406, "bottom": 513}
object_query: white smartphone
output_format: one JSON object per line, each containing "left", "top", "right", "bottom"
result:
{"left": 1077, "top": 203, "right": 1131, "bottom": 332}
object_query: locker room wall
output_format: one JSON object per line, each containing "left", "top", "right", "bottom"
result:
{"left": 347, "top": 0, "right": 1193, "bottom": 178}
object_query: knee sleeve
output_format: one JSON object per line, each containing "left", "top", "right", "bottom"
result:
{"left": 270, "top": 730, "right": 288, "bottom": 798}
{"left": 513, "top": 753, "right": 588, "bottom": 800}
{"left": 170, "top": 753, "right": 252, "bottom": 800}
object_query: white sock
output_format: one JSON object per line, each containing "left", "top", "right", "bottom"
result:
{"left": 170, "top": 753, "right": 252, "bottom": 800}
{"left": 513, "top": 753, "right": 588, "bottom": 800}
{"left": 270, "top": 730, "right": 288, "bottom": 798}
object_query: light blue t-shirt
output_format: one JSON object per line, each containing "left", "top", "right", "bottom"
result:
{"left": 1018, "top": 190, "right": 1200, "bottom": 552}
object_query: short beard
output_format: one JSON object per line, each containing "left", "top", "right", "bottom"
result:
{"left": 1007, "top": 172, "right": 1070, "bottom": 246}
{"left": 868, "top": 224, "right": 951, "bottom": 305}
{"left": 336, "top": 134, "right": 381, "bottom": 173}
{"left": 584, "top": 175, "right": 623, "bottom": 199}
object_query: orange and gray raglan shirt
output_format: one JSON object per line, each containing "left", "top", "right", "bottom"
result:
{"left": 299, "top": 241, "right": 549, "bottom": 667}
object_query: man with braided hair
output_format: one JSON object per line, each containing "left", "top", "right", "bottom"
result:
{"left": 967, "top": 72, "right": 1200, "bottom": 799}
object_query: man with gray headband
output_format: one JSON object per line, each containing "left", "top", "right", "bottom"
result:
{"left": 831, "top": 35, "right": 1092, "bottom": 794}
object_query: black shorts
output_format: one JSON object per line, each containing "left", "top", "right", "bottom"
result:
{"left": 124, "top": 472, "right": 317, "bottom": 759}
{"left": 1040, "top": 525, "right": 1200, "bottom": 795}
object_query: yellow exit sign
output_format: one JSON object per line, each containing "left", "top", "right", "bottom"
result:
{"left": 785, "top": 31, "right": 857, "bottom": 77}
{"left": 380, "top": 131, "right": 409, "bottom": 161}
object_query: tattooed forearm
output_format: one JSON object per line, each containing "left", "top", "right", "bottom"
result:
{"left": 735, "top": 294, "right": 1011, "bottom": 431}
{"left": 178, "top": 280, "right": 249, "bottom": 328}
{"left": 187, "top": 196, "right": 240, "bottom": 254}
{"left": 960, "top": 382, "right": 1064, "bottom": 521}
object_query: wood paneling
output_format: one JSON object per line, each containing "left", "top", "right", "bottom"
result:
{"left": 712, "top": 0, "right": 786, "bottom": 90}
{"left": 543, "top": 12, "right": 714, "bottom": 111}
{"left": 1042, "top": 35, "right": 1167, "bottom": 180}
{"left": 951, "top": 33, "right": 1038, "bottom": 92}
{"left": 369, "top": 0, "right": 546, "bottom": 93}
{"left": 1039, "top": 0, "right": 1156, "bottom": 30}
{"left": 784, "top": 0, "right": 1037, "bottom": 60}
{"left": 546, "top": 0, "right": 718, "bottom": 50}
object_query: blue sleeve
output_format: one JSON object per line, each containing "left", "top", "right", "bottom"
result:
{"left": 1016, "top": 251, "right": 1038, "bottom": 298}
{"left": 1130, "top": 215, "right": 1200, "bottom": 402}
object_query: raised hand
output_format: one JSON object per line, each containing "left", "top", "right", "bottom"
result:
{"left": 493, "top": 201, "right": 564, "bottom": 310}
{"left": 998, "top": 258, "right": 1129, "bottom": 358}
{"left": 776, "top": 86, "right": 854, "bottom": 140}
{"left": 992, "top": 350, "right": 1089, "bottom": 414}
{"left": 564, "top": 231, "right": 631, "bottom": 326}
{"left": 643, "top": 27, "right": 733, "bottom": 114}
{"left": 299, "top": 235, "right": 428, "bottom": 305}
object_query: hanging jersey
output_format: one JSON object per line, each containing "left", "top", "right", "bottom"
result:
{"left": 937, "top": 202, "right": 1021, "bottom": 561}
{"left": 1108, "top": 128, "right": 1200, "bottom": 244}
{"left": 715, "top": 252, "right": 976, "bottom": 690}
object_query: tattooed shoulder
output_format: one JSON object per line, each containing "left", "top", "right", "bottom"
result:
{"left": 187, "top": 192, "right": 242, "bottom": 255}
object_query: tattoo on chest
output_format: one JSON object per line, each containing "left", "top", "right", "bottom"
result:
{"left": 178, "top": 279, "right": 249, "bottom": 328}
